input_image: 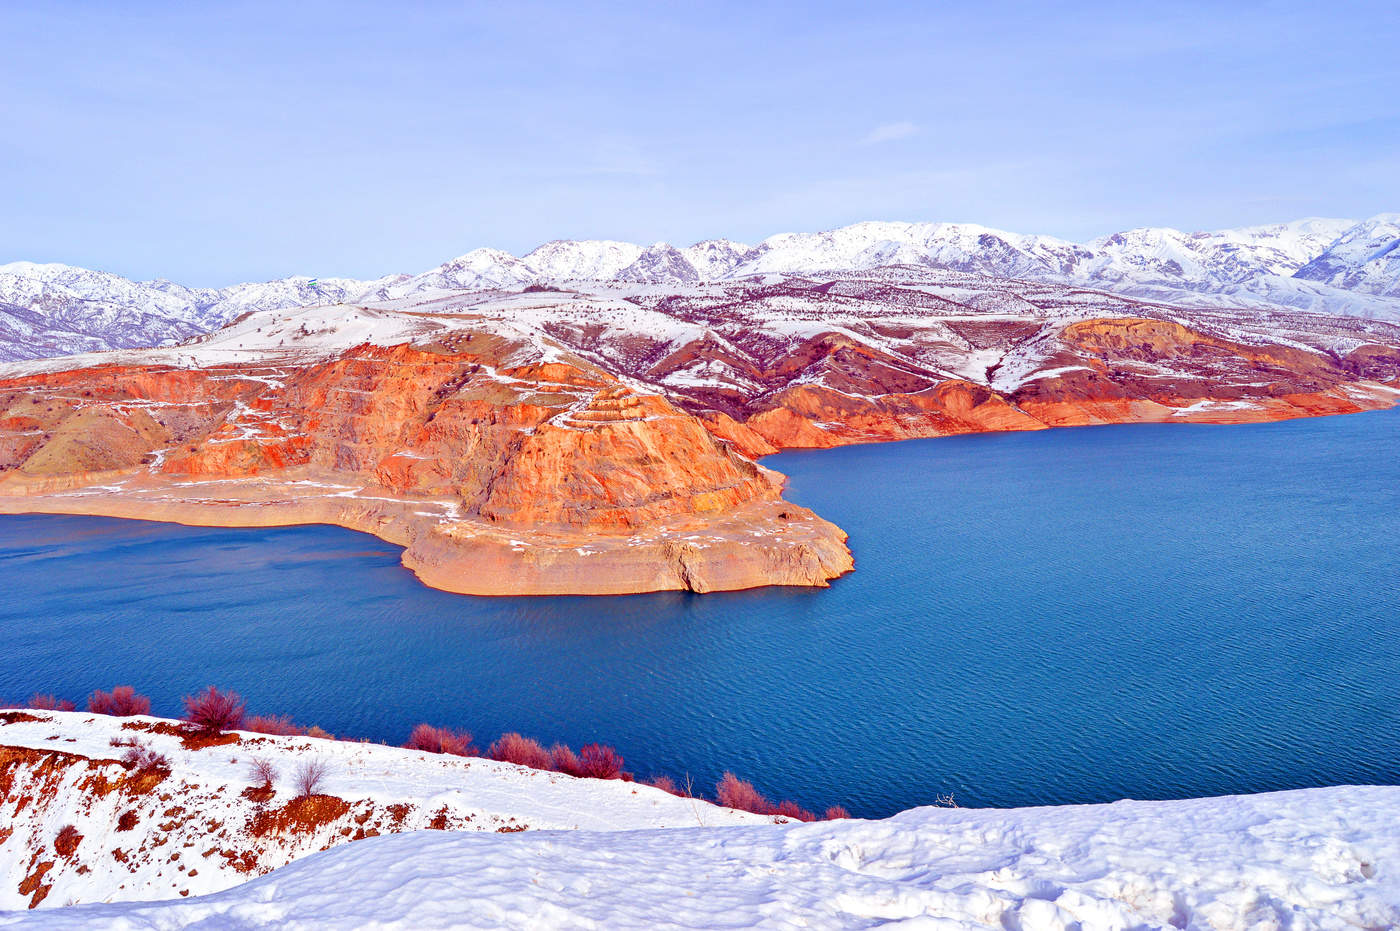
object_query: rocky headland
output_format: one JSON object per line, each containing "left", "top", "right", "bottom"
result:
{"left": 1, "top": 269, "right": 1397, "bottom": 596}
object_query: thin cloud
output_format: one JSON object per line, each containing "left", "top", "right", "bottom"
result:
{"left": 860, "top": 121, "right": 918, "bottom": 145}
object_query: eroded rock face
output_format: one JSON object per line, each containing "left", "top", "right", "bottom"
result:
{"left": 1, "top": 271, "right": 1398, "bottom": 596}
{"left": 0, "top": 333, "right": 852, "bottom": 596}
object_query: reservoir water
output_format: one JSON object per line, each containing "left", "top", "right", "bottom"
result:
{"left": 3, "top": 409, "right": 1398, "bottom": 817}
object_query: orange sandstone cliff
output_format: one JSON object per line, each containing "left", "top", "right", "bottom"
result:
{"left": 1, "top": 272, "right": 1398, "bottom": 596}
{"left": 0, "top": 324, "right": 852, "bottom": 596}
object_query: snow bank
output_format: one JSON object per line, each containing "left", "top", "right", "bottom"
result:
{"left": 4, "top": 784, "right": 1398, "bottom": 929}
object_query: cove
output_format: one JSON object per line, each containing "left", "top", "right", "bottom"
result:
{"left": 2, "top": 408, "right": 1398, "bottom": 818}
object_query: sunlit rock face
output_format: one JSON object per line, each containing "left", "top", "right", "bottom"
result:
{"left": 1, "top": 270, "right": 1398, "bottom": 595}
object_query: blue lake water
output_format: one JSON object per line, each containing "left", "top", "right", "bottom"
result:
{"left": 3, "top": 409, "right": 1399, "bottom": 817}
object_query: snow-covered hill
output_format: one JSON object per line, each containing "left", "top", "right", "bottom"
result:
{"left": 4, "top": 711, "right": 1398, "bottom": 928}
{"left": 3, "top": 214, "right": 1399, "bottom": 363}
{"left": 1294, "top": 213, "right": 1400, "bottom": 297}
{"left": 0, "top": 710, "right": 770, "bottom": 913}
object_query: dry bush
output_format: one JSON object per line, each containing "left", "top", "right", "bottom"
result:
{"left": 182, "top": 686, "right": 245, "bottom": 733}
{"left": 576, "top": 743, "right": 626, "bottom": 780}
{"left": 771, "top": 799, "right": 816, "bottom": 822}
{"left": 243, "top": 715, "right": 307, "bottom": 737}
{"left": 54, "top": 825, "right": 82, "bottom": 858}
{"left": 406, "top": 724, "right": 476, "bottom": 756}
{"left": 642, "top": 774, "right": 684, "bottom": 796}
{"left": 294, "top": 758, "right": 329, "bottom": 799}
{"left": 87, "top": 685, "right": 151, "bottom": 717}
{"left": 248, "top": 757, "right": 278, "bottom": 787}
{"left": 824, "top": 806, "right": 852, "bottom": 820}
{"left": 27, "top": 694, "right": 76, "bottom": 712}
{"left": 549, "top": 743, "right": 583, "bottom": 776}
{"left": 113, "top": 737, "right": 171, "bottom": 775}
{"left": 488, "top": 733, "right": 552, "bottom": 770}
{"left": 716, "top": 772, "right": 771, "bottom": 815}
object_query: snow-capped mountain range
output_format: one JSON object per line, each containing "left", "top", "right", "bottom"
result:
{"left": 1, "top": 214, "right": 1397, "bottom": 361}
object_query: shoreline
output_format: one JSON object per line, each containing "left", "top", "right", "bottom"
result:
{"left": 3, "top": 386, "right": 1398, "bottom": 597}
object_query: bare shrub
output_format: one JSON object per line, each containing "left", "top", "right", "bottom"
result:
{"left": 488, "top": 733, "right": 551, "bottom": 770}
{"left": 771, "top": 799, "right": 816, "bottom": 822}
{"left": 87, "top": 685, "right": 151, "bottom": 717}
{"left": 576, "top": 743, "right": 626, "bottom": 780}
{"left": 549, "top": 743, "right": 583, "bottom": 776}
{"left": 248, "top": 757, "right": 278, "bottom": 787}
{"left": 406, "top": 724, "right": 476, "bottom": 756}
{"left": 54, "top": 825, "right": 82, "bottom": 858}
{"left": 243, "top": 715, "right": 306, "bottom": 737}
{"left": 643, "top": 774, "right": 684, "bottom": 796}
{"left": 716, "top": 772, "right": 771, "bottom": 815}
{"left": 824, "top": 806, "right": 852, "bottom": 820}
{"left": 27, "top": 694, "right": 76, "bottom": 712}
{"left": 294, "top": 758, "right": 329, "bottom": 799}
{"left": 113, "top": 737, "right": 171, "bottom": 775}
{"left": 182, "top": 686, "right": 245, "bottom": 733}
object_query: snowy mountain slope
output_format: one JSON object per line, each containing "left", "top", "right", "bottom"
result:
{"left": 1294, "top": 213, "right": 1400, "bottom": 297}
{"left": 4, "top": 214, "right": 1400, "bottom": 364}
{"left": 523, "top": 238, "right": 644, "bottom": 281}
{"left": 7, "top": 782, "right": 1398, "bottom": 929}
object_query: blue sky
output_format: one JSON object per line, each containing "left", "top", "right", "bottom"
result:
{"left": 2, "top": 0, "right": 1397, "bottom": 285}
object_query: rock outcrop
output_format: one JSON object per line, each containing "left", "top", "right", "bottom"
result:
{"left": 1, "top": 270, "right": 1398, "bottom": 596}
{"left": 0, "top": 323, "right": 852, "bottom": 596}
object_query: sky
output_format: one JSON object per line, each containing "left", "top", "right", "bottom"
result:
{"left": 2, "top": 0, "right": 1397, "bottom": 286}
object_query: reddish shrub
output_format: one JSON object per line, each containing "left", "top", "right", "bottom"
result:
{"left": 643, "top": 774, "right": 684, "bottom": 796}
{"left": 182, "top": 686, "right": 245, "bottom": 733}
{"left": 576, "top": 743, "right": 626, "bottom": 780}
{"left": 549, "top": 743, "right": 583, "bottom": 776}
{"left": 243, "top": 715, "right": 307, "bottom": 737}
{"left": 115, "top": 737, "right": 171, "bottom": 775}
{"left": 54, "top": 825, "right": 82, "bottom": 858}
{"left": 294, "top": 758, "right": 330, "bottom": 799}
{"left": 488, "top": 733, "right": 551, "bottom": 770}
{"left": 406, "top": 724, "right": 476, "bottom": 756}
{"left": 772, "top": 799, "right": 816, "bottom": 822}
{"left": 305, "top": 725, "right": 334, "bottom": 740}
{"left": 824, "top": 806, "right": 852, "bottom": 820}
{"left": 716, "top": 772, "right": 771, "bottom": 815}
{"left": 27, "top": 694, "right": 76, "bottom": 712}
{"left": 88, "top": 686, "right": 151, "bottom": 717}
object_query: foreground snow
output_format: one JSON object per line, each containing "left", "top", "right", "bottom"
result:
{"left": 0, "top": 711, "right": 767, "bottom": 911}
{"left": 4, "top": 785, "right": 1397, "bottom": 929}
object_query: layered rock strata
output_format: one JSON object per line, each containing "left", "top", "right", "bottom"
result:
{"left": 2, "top": 272, "right": 1398, "bottom": 595}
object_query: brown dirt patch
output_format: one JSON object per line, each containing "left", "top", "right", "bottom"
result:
{"left": 241, "top": 783, "right": 275, "bottom": 803}
{"left": 248, "top": 794, "right": 350, "bottom": 837}
{"left": 0, "top": 712, "right": 41, "bottom": 725}
{"left": 141, "top": 721, "right": 241, "bottom": 750}
{"left": 18, "top": 860, "right": 53, "bottom": 909}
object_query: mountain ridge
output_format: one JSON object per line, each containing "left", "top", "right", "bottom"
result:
{"left": 2, "top": 214, "right": 1398, "bottom": 363}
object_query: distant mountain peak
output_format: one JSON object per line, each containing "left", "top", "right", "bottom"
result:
{"left": 1, "top": 214, "right": 1398, "bottom": 362}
